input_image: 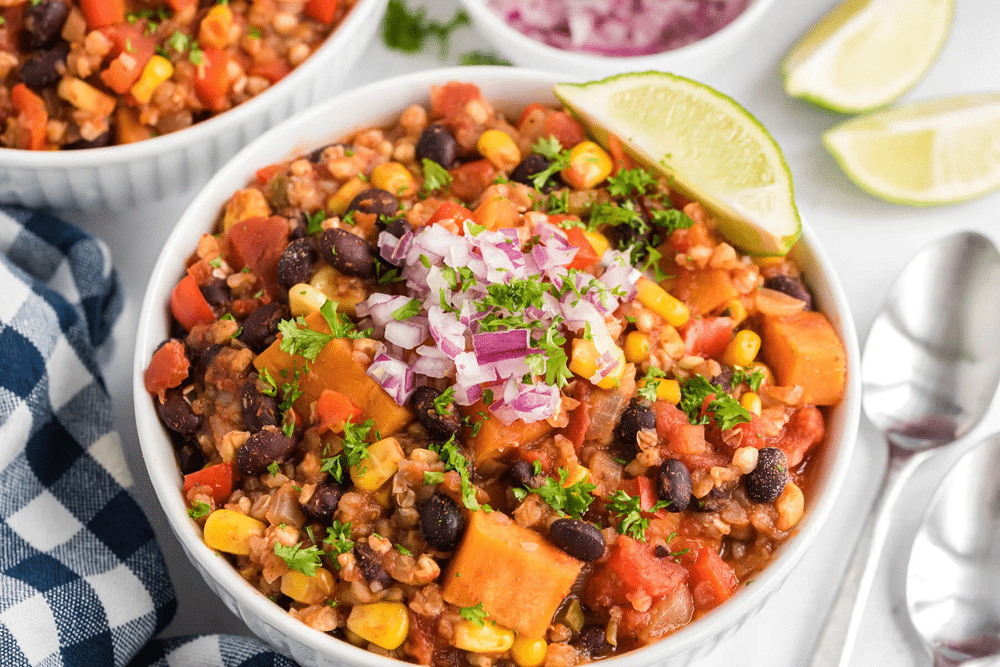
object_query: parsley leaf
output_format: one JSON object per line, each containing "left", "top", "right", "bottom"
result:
{"left": 607, "top": 167, "right": 657, "bottom": 198}
{"left": 529, "top": 137, "right": 572, "bottom": 191}
{"left": 677, "top": 374, "right": 751, "bottom": 431}
{"left": 637, "top": 366, "right": 667, "bottom": 402}
{"left": 732, "top": 366, "right": 765, "bottom": 392}
{"left": 306, "top": 209, "right": 326, "bottom": 234}
{"left": 433, "top": 387, "right": 455, "bottom": 415}
{"left": 274, "top": 541, "right": 323, "bottom": 576}
{"left": 395, "top": 543, "right": 412, "bottom": 556}
{"left": 513, "top": 467, "right": 595, "bottom": 519}
{"left": 606, "top": 490, "right": 670, "bottom": 542}
{"left": 649, "top": 207, "right": 695, "bottom": 235}
{"left": 267, "top": 461, "right": 281, "bottom": 476}
{"left": 278, "top": 316, "right": 332, "bottom": 360}
{"left": 459, "top": 602, "right": 488, "bottom": 627}
{"left": 187, "top": 501, "right": 211, "bottom": 519}
{"left": 391, "top": 298, "right": 422, "bottom": 321}
{"left": 382, "top": 0, "right": 469, "bottom": 58}
{"left": 429, "top": 436, "right": 481, "bottom": 511}
{"left": 423, "top": 470, "right": 445, "bottom": 485}
{"left": 320, "top": 299, "right": 370, "bottom": 339}
{"left": 324, "top": 520, "right": 354, "bottom": 566}
{"left": 420, "top": 158, "right": 453, "bottom": 194}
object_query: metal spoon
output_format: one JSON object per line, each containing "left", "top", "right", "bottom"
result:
{"left": 810, "top": 231, "right": 1000, "bottom": 667}
{"left": 908, "top": 432, "right": 1000, "bottom": 666}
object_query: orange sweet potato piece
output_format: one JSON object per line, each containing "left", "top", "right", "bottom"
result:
{"left": 254, "top": 311, "right": 412, "bottom": 435}
{"left": 442, "top": 511, "right": 583, "bottom": 638}
{"left": 760, "top": 311, "right": 846, "bottom": 406}
{"left": 461, "top": 401, "right": 555, "bottom": 465}
{"left": 673, "top": 269, "right": 739, "bottom": 317}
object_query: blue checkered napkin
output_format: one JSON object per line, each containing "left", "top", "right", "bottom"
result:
{"left": 0, "top": 208, "right": 296, "bottom": 667}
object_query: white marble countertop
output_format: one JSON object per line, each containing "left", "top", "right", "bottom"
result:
{"left": 65, "top": 0, "right": 1000, "bottom": 664}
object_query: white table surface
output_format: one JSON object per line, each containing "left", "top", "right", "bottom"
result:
{"left": 61, "top": 0, "right": 1000, "bottom": 664}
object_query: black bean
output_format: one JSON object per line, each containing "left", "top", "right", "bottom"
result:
{"left": 420, "top": 494, "right": 464, "bottom": 551}
{"left": 616, "top": 399, "right": 656, "bottom": 451}
{"left": 764, "top": 274, "right": 813, "bottom": 310}
{"left": 711, "top": 365, "right": 734, "bottom": 392}
{"left": 192, "top": 344, "right": 222, "bottom": 385}
{"left": 745, "top": 447, "right": 788, "bottom": 504}
{"left": 549, "top": 519, "right": 606, "bottom": 562}
{"left": 410, "top": 386, "right": 461, "bottom": 442}
{"left": 318, "top": 228, "right": 376, "bottom": 279}
{"left": 64, "top": 132, "right": 112, "bottom": 150}
{"left": 347, "top": 188, "right": 399, "bottom": 220}
{"left": 382, "top": 218, "right": 412, "bottom": 238}
{"left": 199, "top": 278, "right": 230, "bottom": 307}
{"left": 653, "top": 544, "right": 670, "bottom": 558}
{"left": 237, "top": 302, "right": 286, "bottom": 353}
{"left": 236, "top": 426, "right": 296, "bottom": 476}
{"left": 277, "top": 237, "right": 318, "bottom": 290}
{"left": 353, "top": 541, "right": 392, "bottom": 589}
{"left": 307, "top": 142, "right": 347, "bottom": 164}
{"left": 510, "top": 153, "right": 561, "bottom": 192}
{"left": 507, "top": 459, "right": 540, "bottom": 489}
{"left": 19, "top": 43, "right": 69, "bottom": 90}
{"left": 21, "top": 0, "right": 69, "bottom": 50}
{"left": 415, "top": 123, "right": 458, "bottom": 168}
{"left": 240, "top": 377, "right": 278, "bottom": 432}
{"left": 301, "top": 482, "right": 345, "bottom": 521}
{"left": 656, "top": 459, "right": 692, "bottom": 512}
{"left": 176, "top": 443, "right": 205, "bottom": 476}
{"left": 574, "top": 626, "right": 609, "bottom": 658}
{"left": 692, "top": 486, "right": 732, "bottom": 512}
{"left": 156, "top": 388, "right": 201, "bottom": 437}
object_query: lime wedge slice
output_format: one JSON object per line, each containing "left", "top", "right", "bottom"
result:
{"left": 554, "top": 72, "right": 801, "bottom": 257}
{"left": 824, "top": 94, "right": 1000, "bottom": 205}
{"left": 781, "top": 0, "right": 954, "bottom": 114}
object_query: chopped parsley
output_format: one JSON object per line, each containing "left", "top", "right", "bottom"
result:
{"left": 391, "top": 298, "right": 422, "bottom": 321}
{"left": 423, "top": 470, "right": 445, "bottom": 485}
{"left": 248, "top": 25, "right": 262, "bottom": 39}
{"left": 278, "top": 316, "right": 332, "bottom": 361}
{"left": 459, "top": 51, "right": 511, "bottom": 66}
{"left": 432, "top": 387, "right": 455, "bottom": 415}
{"left": 637, "top": 366, "right": 667, "bottom": 402}
{"left": 420, "top": 158, "right": 453, "bottom": 194}
{"left": 382, "top": 0, "right": 469, "bottom": 57}
{"left": 187, "top": 501, "right": 211, "bottom": 519}
{"left": 606, "top": 490, "right": 669, "bottom": 542}
{"left": 429, "top": 436, "right": 482, "bottom": 511}
{"left": 267, "top": 461, "right": 281, "bottom": 476}
{"left": 459, "top": 602, "right": 488, "bottom": 627}
{"left": 306, "top": 210, "right": 326, "bottom": 234}
{"left": 607, "top": 167, "right": 657, "bottom": 198}
{"left": 529, "top": 136, "right": 572, "bottom": 191}
{"left": 274, "top": 541, "right": 323, "bottom": 576}
{"left": 512, "top": 467, "right": 595, "bottom": 520}
{"left": 395, "top": 544, "right": 412, "bottom": 556}
{"left": 324, "top": 520, "right": 354, "bottom": 564}
{"left": 677, "top": 374, "right": 751, "bottom": 431}
{"left": 732, "top": 366, "right": 765, "bottom": 392}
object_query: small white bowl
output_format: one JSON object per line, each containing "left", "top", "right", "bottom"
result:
{"left": 457, "top": 0, "right": 777, "bottom": 80}
{"left": 134, "top": 66, "right": 860, "bottom": 667}
{"left": 0, "top": 0, "right": 386, "bottom": 210}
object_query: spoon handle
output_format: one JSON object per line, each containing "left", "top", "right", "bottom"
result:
{"left": 808, "top": 446, "right": 930, "bottom": 667}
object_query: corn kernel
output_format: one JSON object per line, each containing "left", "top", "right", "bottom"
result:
{"left": 560, "top": 141, "right": 613, "bottom": 189}
{"left": 310, "top": 265, "right": 365, "bottom": 316}
{"left": 569, "top": 338, "right": 625, "bottom": 389}
{"left": 740, "top": 392, "right": 762, "bottom": 416}
{"left": 129, "top": 55, "right": 173, "bottom": 104}
{"left": 722, "top": 330, "right": 762, "bottom": 367}
{"left": 203, "top": 509, "right": 266, "bottom": 555}
{"left": 453, "top": 619, "right": 515, "bottom": 653}
{"left": 624, "top": 331, "right": 651, "bottom": 363}
{"left": 636, "top": 277, "right": 689, "bottom": 327}
{"left": 280, "top": 567, "right": 335, "bottom": 605}
{"left": 371, "top": 162, "right": 417, "bottom": 198}
{"left": 288, "top": 282, "right": 327, "bottom": 317}
{"left": 199, "top": 4, "right": 234, "bottom": 49}
{"left": 223, "top": 188, "right": 271, "bottom": 230}
{"left": 512, "top": 635, "right": 547, "bottom": 667}
{"left": 582, "top": 229, "right": 610, "bottom": 257}
{"left": 638, "top": 377, "right": 680, "bottom": 404}
{"left": 477, "top": 129, "right": 521, "bottom": 171}
{"left": 723, "top": 298, "right": 747, "bottom": 325}
{"left": 347, "top": 601, "right": 409, "bottom": 650}
{"left": 58, "top": 77, "right": 115, "bottom": 115}
{"left": 351, "top": 437, "right": 404, "bottom": 491}
{"left": 327, "top": 177, "right": 367, "bottom": 216}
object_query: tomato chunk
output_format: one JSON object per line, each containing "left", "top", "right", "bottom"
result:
{"left": 183, "top": 462, "right": 234, "bottom": 503}
{"left": 144, "top": 339, "right": 189, "bottom": 400}
{"left": 448, "top": 159, "right": 497, "bottom": 203}
{"left": 563, "top": 226, "right": 599, "bottom": 269}
{"left": 687, "top": 546, "right": 738, "bottom": 613}
{"left": 427, "top": 201, "right": 473, "bottom": 231}
{"left": 584, "top": 535, "right": 685, "bottom": 610}
{"left": 223, "top": 215, "right": 290, "bottom": 301}
{"left": 317, "top": 389, "right": 362, "bottom": 434}
{"left": 680, "top": 316, "right": 735, "bottom": 358}
{"left": 170, "top": 274, "right": 215, "bottom": 332}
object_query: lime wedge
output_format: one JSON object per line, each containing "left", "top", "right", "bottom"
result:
{"left": 824, "top": 94, "right": 1000, "bottom": 205}
{"left": 554, "top": 72, "right": 801, "bottom": 257}
{"left": 781, "top": 0, "right": 954, "bottom": 114}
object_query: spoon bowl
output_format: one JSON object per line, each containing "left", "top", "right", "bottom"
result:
{"left": 908, "top": 432, "right": 1000, "bottom": 666}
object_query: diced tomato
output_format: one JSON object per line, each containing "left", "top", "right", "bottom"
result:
{"left": 223, "top": 215, "right": 290, "bottom": 301}
{"left": 144, "top": 339, "right": 189, "bottom": 400}
{"left": 448, "top": 159, "right": 497, "bottom": 203}
{"left": 607, "top": 133, "right": 637, "bottom": 174}
{"left": 250, "top": 58, "right": 292, "bottom": 84}
{"left": 194, "top": 48, "right": 231, "bottom": 112}
{"left": 255, "top": 162, "right": 284, "bottom": 186}
{"left": 544, "top": 111, "right": 585, "bottom": 149}
{"left": 183, "top": 462, "right": 234, "bottom": 503}
{"left": 585, "top": 535, "right": 686, "bottom": 610}
{"left": 687, "top": 547, "right": 738, "bottom": 613}
{"left": 430, "top": 81, "right": 483, "bottom": 119}
{"left": 79, "top": 0, "right": 124, "bottom": 29}
{"left": 427, "top": 201, "right": 473, "bottom": 230}
{"left": 99, "top": 26, "right": 156, "bottom": 94}
{"left": 170, "top": 274, "right": 215, "bottom": 332}
{"left": 317, "top": 389, "right": 362, "bottom": 434}
{"left": 304, "top": 0, "right": 338, "bottom": 22}
{"left": 517, "top": 102, "right": 546, "bottom": 129}
{"left": 667, "top": 221, "right": 711, "bottom": 254}
{"left": 10, "top": 84, "right": 47, "bottom": 151}
{"left": 680, "top": 316, "right": 735, "bottom": 358}
{"left": 472, "top": 195, "right": 518, "bottom": 231}
{"left": 563, "top": 226, "right": 599, "bottom": 269}
{"left": 562, "top": 381, "right": 590, "bottom": 450}
{"left": 773, "top": 405, "right": 825, "bottom": 467}
{"left": 620, "top": 476, "right": 660, "bottom": 513}
{"left": 714, "top": 411, "right": 768, "bottom": 453}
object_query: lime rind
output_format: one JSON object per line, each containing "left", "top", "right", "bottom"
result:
{"left": 823, "top": 93, "right": 1000, "bottom": 205}
{"left": 555, "top": 71, "right": 801, "bottom": 257}
{"left": 780, "top": 0, "right": 955, "bottom": 114}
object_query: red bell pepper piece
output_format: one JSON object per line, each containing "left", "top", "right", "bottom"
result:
{"left": 10, "top": 84, "right": 48, "bottom": 151}
{"left": 183, "top": 462, "right": 234, "bottom": 503}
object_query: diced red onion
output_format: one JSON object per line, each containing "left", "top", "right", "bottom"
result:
{"left": 455, "top": 350, "right": 496, "bottom": 385}
{"left": 367, "top": 352, "right": 415, "bottom": 406}
{"left": 413, "top": 346, "right": 455, "bottom": 378}
{"left": 428, "top": 306, "right": 466, "bottom": 359}
{"left": 384, "top": 317, "right": 428, "bottom": 349}
{"left": 589, "top": 349, "right": 620, "bottom": 385}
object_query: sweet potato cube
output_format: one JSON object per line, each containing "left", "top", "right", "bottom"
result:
{"left": 760, "top": 311, "right": 846, "bottom": 406}
{"left": 442, "top": 511, "right": 582, "bottom": 638}
{"left": 674, "top": 269, "right": 739, "bottom": 317}
{"left": 461, "top": 401, "right": 554, "bottom": 465}
{"left": 254, "top": 310, "right": 413, "bottom": 435}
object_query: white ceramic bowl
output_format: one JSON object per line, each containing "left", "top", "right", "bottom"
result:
{"left": 133, "top": 66, "right": 860, "bottom": 667}
{"left": 0, "top": 0, "right": 385, "bottom": 210}
{"left": 456, "top": 0, "right": 778, "bottom": 80}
